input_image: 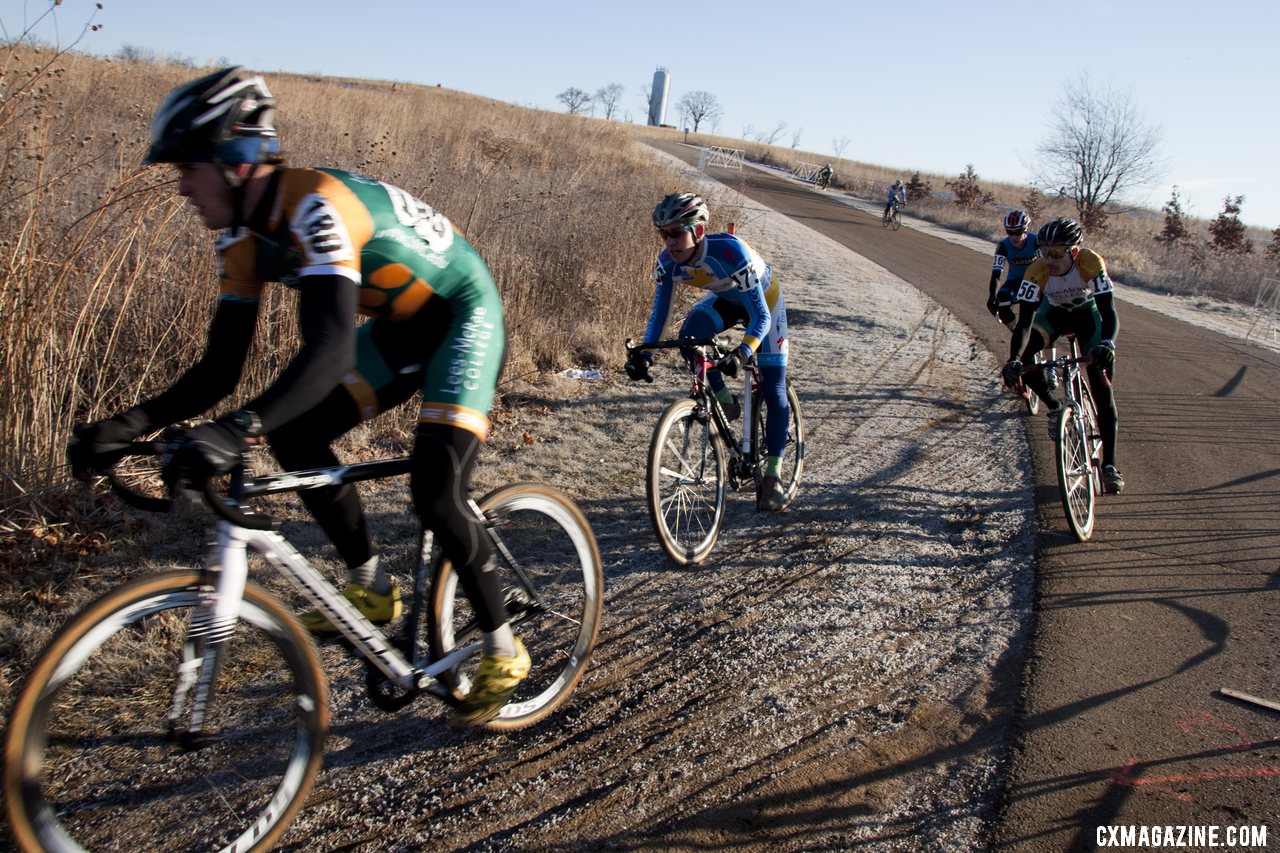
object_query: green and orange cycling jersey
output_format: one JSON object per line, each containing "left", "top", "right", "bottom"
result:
{"left": 216, "top": 167, "right": 505, "bottom": 438}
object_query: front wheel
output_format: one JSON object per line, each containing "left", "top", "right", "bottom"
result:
{"left": 1055, "top": 404, "right": 1096, "bottom": 541}
{"left": 429, "top": 483, "right": 603, "bottom": 730}
{"left": 891, "top": 208, "right": 902, "bottom": 231}
{"left": 1020, "top": 354, "right": 1042, "bottom": 415}
{"left": 4, "top": 571, "right": 328, "bottom": 853}
{"left": 646, "top": 397, "right": 728, "bottom": 565}
{"left": 751, "top": 380, "right": 805, "bottom": 509}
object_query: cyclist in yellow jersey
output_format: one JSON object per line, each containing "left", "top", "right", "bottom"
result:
{"left": 1001, "top": 218, "right": 1124, "bottom": 494}
{"left": 68, "top": 67, "right": 528, "bottom": 727}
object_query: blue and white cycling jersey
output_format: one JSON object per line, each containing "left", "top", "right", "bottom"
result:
{"left": 886, "top": 183, "right": 906, "bottom": 204}
{"left": 643, "top": 232, "right": 785, "bottom": 361}
{"left": 992, "top": 232, "right": 1041, "bottom": 301}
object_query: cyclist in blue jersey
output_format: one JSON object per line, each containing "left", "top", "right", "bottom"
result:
{"left": 990, "top": 209, "right": 1056, "bottom": 387}
{"left": 67, "top": 67, "right": 528, "bottom": 727}
{"left": 884, "top": 179, "right": 906, "bottom": 218}
{"left": 626, "top": 192, "right": 794, "bottom": 512}
{"left": 988, "top": 210, "right": 1040, "bottom": 330}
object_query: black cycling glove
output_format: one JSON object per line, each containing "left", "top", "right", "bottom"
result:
{"left": 67, "top": 407, "right": 150, "bottom": 480}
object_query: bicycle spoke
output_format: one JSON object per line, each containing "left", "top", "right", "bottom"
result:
{"left": 646, "top": 401, "right": 726, "bottom": 564}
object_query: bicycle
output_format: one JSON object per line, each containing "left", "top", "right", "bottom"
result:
{"left": 4, "top": 442, "right": 604, "bottom": 853}
{"left": 1023, "top": 336, "right": 1106, "bottom": 542}
{"left": 626, "top": 336, "right": 804, "bottom": 565}
{"left": 815, "top": 171, "right": 832, "bottom": 190}
{"left": 882, "top": 200, "right": 902, "bottom": 230}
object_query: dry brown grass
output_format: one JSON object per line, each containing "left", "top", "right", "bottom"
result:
{"left": 0, "top": 51, "right": 689, "bottom": 522}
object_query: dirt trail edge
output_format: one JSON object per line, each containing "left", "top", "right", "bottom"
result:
{"left": 270, "top": 150, "right": 1037, "bottom": 851}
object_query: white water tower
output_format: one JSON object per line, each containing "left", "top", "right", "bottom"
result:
{"left": 648, "top": 67, "right": 669, "bottom": 127}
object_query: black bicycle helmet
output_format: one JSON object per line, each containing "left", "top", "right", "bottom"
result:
{"left": 1003, "top": 209, "right": 1030, "bottom": 233}
{"left": 144, "top": 66, "right": 280, "bottom": 167}
{"left": 1037, "top": 217, "right": 1083, "bottom": 247}
{"left": 652, "top": 192, "right": 709, "bottom": 229}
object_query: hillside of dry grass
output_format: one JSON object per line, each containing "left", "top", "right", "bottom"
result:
{"left": 0, "top": 50, "right": 748, "bottom": 514}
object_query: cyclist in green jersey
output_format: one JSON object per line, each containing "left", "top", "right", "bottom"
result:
{"left": 68, "top": 67, "right": 527, "bottom": 728}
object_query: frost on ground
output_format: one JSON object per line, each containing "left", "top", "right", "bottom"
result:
{"left": 262, "top": 151, "right": 1041, "bottom": 852}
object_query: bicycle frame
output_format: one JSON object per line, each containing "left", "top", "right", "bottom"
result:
{"left": 634, "top": 337, "right": 762, "bottom": 484}
{"left": 136, "top": 455, "right": 497, "bottom": 719}
{"left": 690, "top": 350, "right": 762, "bottom": 479}
{"left": 205, "top": 518, "right": 477, "bottom": 698}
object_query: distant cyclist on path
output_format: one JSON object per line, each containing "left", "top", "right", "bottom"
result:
{"left": 884, "top": 179, "right": 907, "bottom": 219}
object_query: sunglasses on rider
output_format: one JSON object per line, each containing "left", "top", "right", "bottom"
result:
{"left": 657, "top": 226, "right": 692, "bottom": 240}
{"left": 1041, "top": 245, "right": 1075, "bottom": 259}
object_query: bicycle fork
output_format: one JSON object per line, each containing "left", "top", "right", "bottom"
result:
{"left": 166, "top": 525, "right": 253, "bottom": 748}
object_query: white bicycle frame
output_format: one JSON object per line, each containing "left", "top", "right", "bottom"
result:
{"left": 201, "top": 517, "right": 481, "bottom": 695}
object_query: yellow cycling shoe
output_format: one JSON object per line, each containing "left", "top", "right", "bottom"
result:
{"left": 299, "top": 582, "right": 402, "bottom": 634}
{"left": 449, "top": 639, "right": 531, "bottom": 730}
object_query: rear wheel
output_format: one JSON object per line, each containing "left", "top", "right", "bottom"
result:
{"left": 646, "top": 397, "right": 727, "bottom": 564}
{"left": 4, "top": 572, "right": 328, "bottom": 853}
{"left": 751, "top": 380, "right": 805, "bottom": 509}
{"left": 428, "top": 483, "right": 603, "bottom": 730}
{"left": 1055, "top": 404, "right": 1096, "bottom": 541}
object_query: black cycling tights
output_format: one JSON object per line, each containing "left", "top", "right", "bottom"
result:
{"left": 269, "top": 393, "right": 506, "bottom": 632}
{"left": 1021, "top": 333, "right": 1119, "bottom": 466}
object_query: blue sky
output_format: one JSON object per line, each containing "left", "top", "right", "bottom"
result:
{"left": 6, "top": 0, "right": 1278, "bottom": 229}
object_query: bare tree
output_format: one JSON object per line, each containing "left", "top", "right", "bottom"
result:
{"left": 755, "top": 120, "right": 786, "bottom": 145}
{"left": 556, "top": 87, "right": 593, "bottom": 116}
{"left": 676, "top": 90, "right": 722, "bottom": 133}
{"left": 832, "top": 135, "right": 851, "bottom": 158}
{"left": 638, "top": 82, "right": 652, "bottom": 118}
{"left": 595, "top": 84, "right": 624, "bottom": 120}
{"left": 1032, "top": 74, "right": 1164, "bottom": 231}
{"left": 790, "top": 126, "right": 803, "bottom": 149}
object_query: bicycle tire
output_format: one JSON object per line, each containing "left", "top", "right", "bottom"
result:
{"left": 645, "top": 397, "right": 727, "bottom": 565}
{"left": 1021, "top": 353, "right": 1043, "bottom": 415}
{"left": 1055, "top": 404, "right": 1096, "bottom": 541}
{"left": 891, "top": 208, "right": 902, "bottom": 231}
{"left": 4, "top": 571, "right": 328, "bottom": 853}
{"left": 1021, "top": 383, "right": 1039, "bottom": 415}
{"left": 751, "top": 380, "right": 805, "bottom": 509}
{"left": 428, "top": 483, "right": 603, "bottom": 730}
{"left": 1079, "top": 380, "right": 1105, "bottom": 494}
